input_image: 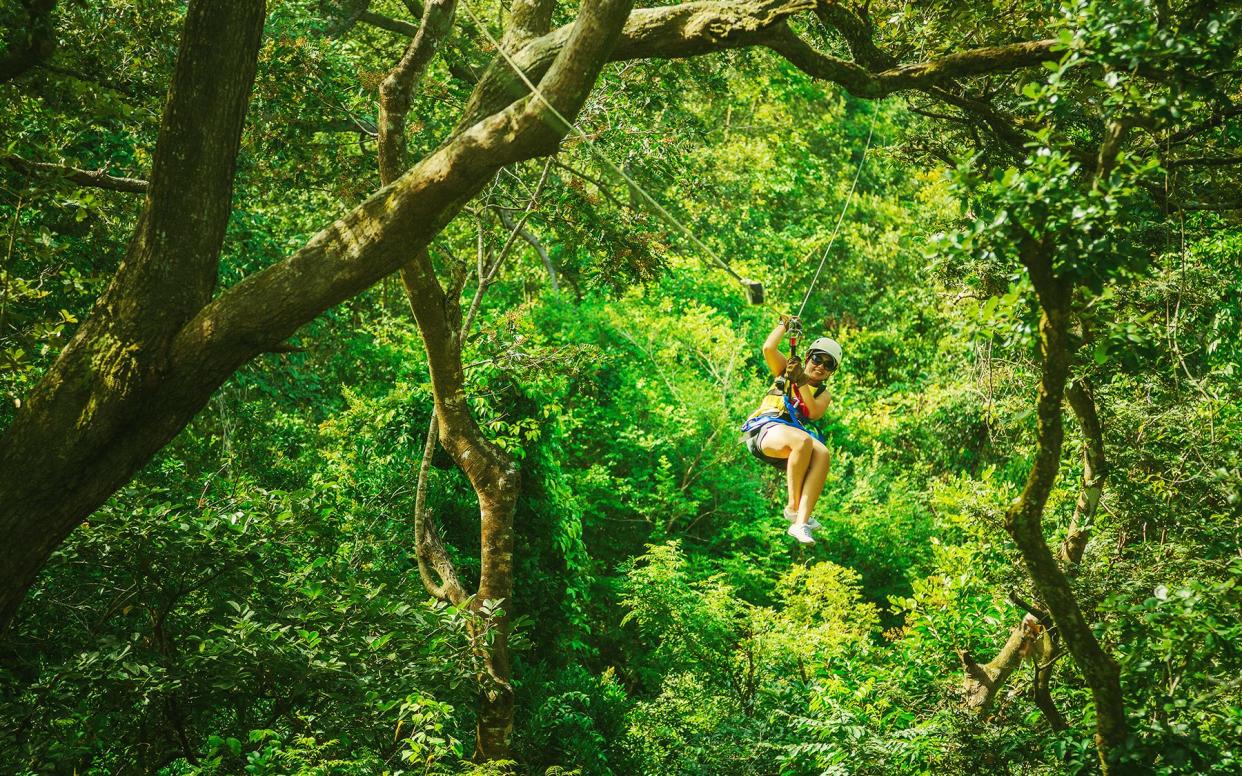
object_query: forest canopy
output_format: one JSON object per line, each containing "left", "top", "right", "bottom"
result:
{"left": 1, "top": 0, "right": 1240, "bottom": 773}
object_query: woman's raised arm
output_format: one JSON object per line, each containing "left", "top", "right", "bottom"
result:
{"left": 762, "top": 318, "right": 791, "bottom": 377}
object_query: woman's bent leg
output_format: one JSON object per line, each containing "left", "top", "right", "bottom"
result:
{"left": 797, "top": 441, "right": 831, "bottom": 523}
{"left": 759, "top": 426, "right": 815, "bottom": 524}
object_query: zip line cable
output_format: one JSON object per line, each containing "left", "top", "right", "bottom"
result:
{"left": 461, "top": 0, "right": 875, "bottom": 316}
{"left": 795, "top": 105, "right": 877, "bottom": 319}
{"left": 459, "top": 1, "right": 761, "bottom": 296}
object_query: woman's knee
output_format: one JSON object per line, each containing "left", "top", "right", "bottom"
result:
{"left": 812, "top": 440, "right": 830, "bottom": 457}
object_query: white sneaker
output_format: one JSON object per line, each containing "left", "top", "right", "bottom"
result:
{"left": 787, "top": 523, "right": 816, "bottom": 544}
{"left": 784, "top": 508, "right": 821, "bottom": 530}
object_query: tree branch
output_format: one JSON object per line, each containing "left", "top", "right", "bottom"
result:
{"left": 413, "top": 414, "right": 469, "bottom": 603}
{"left": 36, "top": 62, "right": 140, "bottom": 99}
{"left": 1096, "top": 120, "right": 1130, "bottom": 180}
{"left": 765, "top": 25, "right": 1059, "bottom": 98}
{"left": 2, "top": 154, "right": 150, "bottom": 194}
{"left": 495, "top": 206, "right": 558, "bottom": 291}
{"left": 958, "top": 626, "right": 1031, "bottom": 714}
{"left": 1060, "top": 378, "right": 1106, "bottom": 566}
{"left": 1006, "top": 238, "right": 1127, "bottom": 773}
{"left": 360, "top": 9, "right": 421, "bottom": 36}
{"left": 1164, "top": 104, "right": 1242, "bottom": 146}
{"left": 922, "top": 86, "right": 1032, "bottom": 154}
{"left": 377, "top": 0, "right": 459, "bottom": 185}
{"left": 1166, "top": 154, "right": 1242, "bottom": 168}
{"left": 812, "top": 0, "right": 893, "bottom": 70}
{"left": 459, "top": 0, "right": 815, "bottom": 125}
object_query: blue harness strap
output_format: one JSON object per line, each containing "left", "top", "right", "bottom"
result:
{"left": 739, "top": 393, "right": 824, "bottom": 443}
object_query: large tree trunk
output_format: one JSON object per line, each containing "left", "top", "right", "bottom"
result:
{"left": 399, "top": 255, "right": 522, "bottom": 758}
{"left": 1005, "top": 241, "right": 1127, "bottom": 774}
{"left": 0, "top": 0, "right": 268, "bottom": 630}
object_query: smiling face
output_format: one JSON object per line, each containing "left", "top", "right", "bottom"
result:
{"left": 804, "top": 350, "right": 836, "bottom": 382}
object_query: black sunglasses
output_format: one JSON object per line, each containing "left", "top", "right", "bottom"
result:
{"left": 807, "top": 352, "right": 837, "bottom": 371}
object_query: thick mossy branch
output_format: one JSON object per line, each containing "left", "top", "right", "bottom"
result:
{"left": 765, "top": 28, "right": 1059, "bottom": 98}
{"left": 1004, "top": 239, "right": 1127, "bottom": 774}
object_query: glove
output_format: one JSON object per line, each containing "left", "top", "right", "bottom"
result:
{"left": 785, "top": 356, "right": 803, "bottom": 381}
{"left": 778, "top": 313, "right": 800, "bottom": 329}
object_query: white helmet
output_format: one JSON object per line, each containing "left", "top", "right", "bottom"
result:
{"left": 805, "top": 337, "right": 842, "bottom": 371}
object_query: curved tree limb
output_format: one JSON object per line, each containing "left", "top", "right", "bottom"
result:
{"left": 959, "top": 624, "right": 1035, "bottom": 714}
{"left": 321, "top": 0, "right": 374, "bottom": 36}
{"left": 377, "top": 0, "right": 459, "bottom": 185}
{"left": 400, "top": 157, "right": 549, "bottom": 759}
{"left": 2, "top": 154, "right": 150, "bottom": 194}
{"left": 460, "top": 0, "right": 817, "bottom": 124}
{"left": 764, "top": 25, "right": 1058, "bottom": 98}
{"left": 1006, "top": 236, "right": 1127, "bottom": 774}
{"left": 812, "top": 0, "right": 893, "bottom": 70}
{"left": 413, "top": 410, "right": 469, "bottom": 604}
{"left": 360, "top": 9, "right": 420, "bottom": 36}
{"left": 370, "top": 0, "right": 471, "bottom": 611}
{"left": 1026, "top": 374, "right": 1107, "bottom": 732}
{"left": 1061, "top": 378, "right": 1106, "bottom": 566}
{"left": 365, "top": 0, "right": 1063, "bottom": 137}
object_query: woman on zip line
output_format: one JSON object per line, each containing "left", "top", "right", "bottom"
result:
{"left": 741, "top": 314, "right": 842, "bottom": 545}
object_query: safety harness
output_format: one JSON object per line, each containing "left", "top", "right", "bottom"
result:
{"left": 740, "top": 319, "right": 825, "bottom": 443}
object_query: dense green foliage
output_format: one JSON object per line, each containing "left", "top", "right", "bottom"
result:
{"left": 2, "top": 0, "right": 1239, "bottom": 773}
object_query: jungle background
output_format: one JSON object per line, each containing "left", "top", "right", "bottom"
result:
{"left": 1, "top": 0, "right": 1239, "bottom": 773}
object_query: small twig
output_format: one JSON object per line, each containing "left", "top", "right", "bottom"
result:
{"left": 550, "top": 158, "right": 631, "bottom": 211}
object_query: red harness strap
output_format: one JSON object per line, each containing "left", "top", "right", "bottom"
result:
{"left": 790, "top": 383, "right": 810, "bottom": 419}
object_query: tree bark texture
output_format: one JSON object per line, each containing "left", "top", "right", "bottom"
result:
{"left": 377, "top": 0, "right": 459, "bottom": 186}
{"left": 959, "top": 622, "right": 1035, "bottom": 713}
{"left": 1061, "top": 378, "right": 1106, "bottom": 566}
{"left": 0, "top": 0, "right": 268, "bottom": 631}
{"left": 399, "top": 255, "right": 523, "bottom": 759}
{"left": 0, "top": 0, "right": 632, "bottom": 634}
{"left": 960, "top": 376, "right": 1107, "bottom": 731}
{"left": 1005, "top": 242, "right": 1127, "bottom": 773}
